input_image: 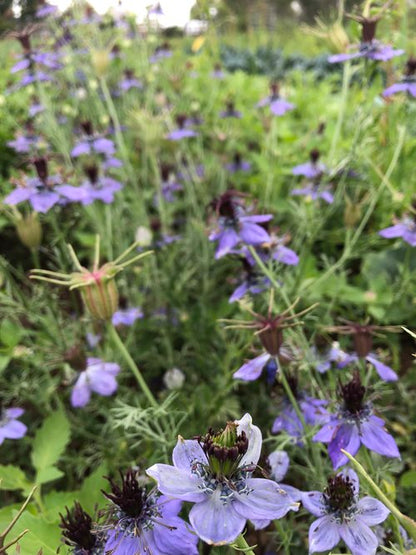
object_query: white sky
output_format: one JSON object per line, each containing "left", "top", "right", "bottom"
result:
{"left": 51, "top": 0, "right": 197, "bottom": 27}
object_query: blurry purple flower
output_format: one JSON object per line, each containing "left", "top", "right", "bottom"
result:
{"left": 379, "top": 215, "right": 416, "bottom": 246}
{"left": 291, "top": 184, "right": 334, "bottom": 204}
{"left": 57, "top": 165, "right": 122, "bottom": 205}
{"left": 209, "top": 191, "right": 272, "bottom": 258}
{"left": 71, "top": 357, "right": 120, "bottom": 408}
{"left": 0, "top": 407, "right": 27, "bottom": 445}
{"left": 112, "top": 307, "right": 143, "bottom": 327}
{"left": 36, "top": 2, "right": 58, "bottom": 18}
{"left": 292, "top": 149, "right": 327, "bottom": 179}
{"left": 225, "top": 153, "right": 252, "bottom": 173}
{"left": 313, "top": 373, "right": 400, "bottom": 469}
{"left": 257, "top": 83, "right": 295, "bottom": 116}
{"left": 119, "top": 69, "right": 143, "bottom": 92}
{"left": 150, "top": 43, "right": 172, "bottom": 63}
{"left": 86, "top": 332, "right": 101, "bottom": 348}
{"left": 103, "top": 469, "right": 198, "bottom": 555}
{"left": 71, "top": 137, "right": 115, "bottom": 158}
{"left": 148, "top": 2, "right": 164, "bottom": 16}
{"left": 167, "top": 114, "right": 198, "bottom": 141}
{"left": 383, "top": 58, "right": 416, "bottom": 97}
{"left": 211, "top": 64, "right": 225, "bottom": 79}
{"left": 329, "top": 16, "right": 404, "bottom": 64}
{"left": 29, "top": 99, "right": 44, "bottom": 117}
{"left": 310, "top": 342, "right": 352, "bottom": 374}
{"left": 16, "top": 70, "right": 52, "bottom": 89}
{"left": 4, "top": 158, "right": 65, "bottom": 213}
{"left": 102, "top": 157, "right": 123, "bottom": 170}
{"left": 147, "top": 414, "right": 299, "bottom": 545}
{"left": 302, "top": 469, "right": 389, "bottom": 554}
{"left": 220, "top": 101, "right": 242, "bottom": 118}
{"left": 7, "top": 134, "right": 39, "bottom": 154}
{"left": 229, "top": 274, "right": 270, "bottom": 303}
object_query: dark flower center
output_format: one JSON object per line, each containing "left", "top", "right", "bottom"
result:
{"left": 339, "top": 372, "right": 366, "bottom": 414}
{"left": 60, "top": 502, "right": 97, "bottom": 550}
{"left": 360, "top": 19, "right": 378, "bottom": 43}
{"left": 33, "top": 157, "right": 48, "bottom": 185}
{"left": 64, "top": 345, "right": 87, "bottom": 371}
{"left": 405, "top": 57, "right": 416, "bottom": 76}
{"left": 310, "top": 149, "right": 320, "bottom": 164}
{"left": 81, "top": 120, "right": 94, "bottom": 136}
{"left": 198, "top": 422, "right": 248, "bottom": 478}
{"left": 323, "top": 475, "right": 355, "bottom": 513}
{"left": 175, "top": 114, "right": 187, "bottom": 129}
{"left": 84, "top": 164, "right": 99, "bottom": 184}
{"left": 103, "top": 469, "right": 150, "bottom": 519}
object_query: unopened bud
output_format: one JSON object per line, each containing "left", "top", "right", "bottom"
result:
{"left": 163, "top": 367, "right": 185, "bottom": 390}
{"left": 16, "top": 212, "right": 42, "bottom": 249}
{"left": 135, "top": 226, "right": 153, "bottom": 247}
{"left": 344, "top": 196, "right": 362, "bottom": 228}
{"left": 91, "top": 49, "right": 110, "bottom": 77}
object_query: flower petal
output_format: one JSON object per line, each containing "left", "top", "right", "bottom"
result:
{"left": 308, "top": 515, "right": 340, "bottom": 553}
{"left": 1, "top": 420, "right": 27, "bottom": 440}
{"left": 267, "top": 450, "right": 289, "bottom": 482}
{"left": 356, "top": 497, "right": 389, "bottom": 526}
{"left": 70, "top": 373, "right": 91, "bottom": 408}
{"left": 146, "top": 464, "right": 205, "bottom": 502}
{"left": 359, "top": 418, "right": 400, "bottom": 459}
{"left": 153, "top": 515, "right": 199, "bottom": 554}
{"left": 366, "top": 355, "right": 398, "bottom": 382}
{"left": 172, "top": 437, "right": 208, "bottom": 469}
{"left": 236, "top": 414, "right": 262, "bottom": 467}
{"left": 301, "top": 492, "right": 326, "bottom": 517}
{"left": 328, "top": 423, "right": 361, "bottom": 469}
{"left": 233, "top": 352, "right": 270, "bottom": 381}
{"left": 339, "top": 519, "right": 378, "bottom": 555}
{"left": 233, "top": 478, "right": 299, "bottom": 520}
{"left": 189, "top": 490, "right": 245, "bottom": 545}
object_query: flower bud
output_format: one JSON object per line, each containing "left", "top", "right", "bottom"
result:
{"left": 16, "top": 212, "right": 42, "bottom": 250}
{"left": 344, "top": 196, "right": 362, "bottom": 228}
{"left": 163, "top": 367, "right": 185, "bottom": 390}
{"left": 91, "top": 49, "right": 110, "bottom": 77}
{"left": 80, "top": 272, "right": 119, "bottom": 320}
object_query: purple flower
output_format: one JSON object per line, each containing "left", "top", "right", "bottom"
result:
{"left": 329, "top": 17, "right": 404, "bottom": 64}
{"left": 224, "top": 153, "right": 252, "bottom": 173}
{"left": 337, "top": 352, "right": 398, "bottom": 382}
{"left": 256, "top": 84, "right": 295, "bottom": 116}
{"left": 36, "top": 2, "right": 59, "bottom": 18}
{"left": 383, "top": 52, "right": 416, "bottom": 97}
{"left": 147, "top": 414, "right": 299, "bottom": 545}
{"left": 60, "top": 502, "right": 106, "bottom": 553}
{"left": 302, "top": 469, "right": 389, "bottom": 554}
{"left": 71, "top": 121, "right": 115, "bottom": 158}
{"left": 167, "top": 114, "right": 198, "bottom": 141}
{"left": 211, "top": 65, "right": 225, "bottom": 79}
{"left": 57, "top": 165, "right": 122, "bottom": 206}
{"left": 4, "top": 158, "right": 65, "bottom": 213}
{"left": 150, "top": 43, "right": 172, "bottom": 63}
{"left": 272, "top": 376, "right": 328, "bottom": 443}
{"left": 71, "top": 357, "right": 120, "bottom": 408}
{"left": 313, "top": 373, "right": 400, "bottom": 469}
{"left": 118, "top": 69, "right": 143, "bottom": 92}
{"left": 7, "top": 134, "right": 39, "bottom": 154}
{"left": 103, "top": 469, "right": 198, "bottom": 555}
{"left": 112, "top": 307, "right": 143, "bottom": 327}
{"left": 220, "top": 101, "right": 242, "bottom": 119}
{"left": 209, "top": 191, "right": 272, "bottom": 259}
{"left": 291, "top": 184, "right": 334, "bottom": 204}
{"left": 379, "top": 216, "right": 416, "bottom": 247}
{"left": 310, "top": 342, "right": 352, "bottom": 374}
{"left": 0, "top": 407, "right": 27, "bottom": 445}
{"left": 292, "top": 149, "right": 327, "bottom": 179}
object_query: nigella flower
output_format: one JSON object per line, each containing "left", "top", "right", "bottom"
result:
{"left": 229, "top": 256, "right": 270, "bottom": 303}
{"left": 60, "top": 502, "right": 105, "bottom": 554}
{"left": 211, "top": 64, "right": 225, "bottom": 79}
{"left": 57, "top": 164, "right": 122, "bottom": 205}
{"left": 118, "top": 69, "right": 143, "bottom": 92}
{"left": 272, "top": 375, "right": 328, "bottom": 443}
{"left": 0, "top": 407, "right": 27, "bottom": 445}
{"left": 313, "top": 372, "right": 400, "bottom": 469}
{"left": 112, "top": 307, "right": 143, "bottom": 327}
{"left": 256, "top": 82, "right": 295, "bottom": 116}
{"left": 327, "top": 321, "right": 399, "bottom": 382}
{"left": 166, "top": 114, "right": 198, "bottom": 141}
{"left": 383, "top": 57, "right": 416, "bottom": 97}
{"left": 309, "top": 341, "right": 352, "bottom": 374}
{"left": 150, "top": 43, "right": 172, "bottom": 63}
{"left": 7, "top": 131, "right": 40, "bottom": 154}
{"left": 71, "top": 357, "right": 120, "bottom": 408}
{"left": 209, "top": 190, "right": 272, "bottom": 259}
{"left": 292, "top": 149, "right": 327, "bottom": 180}
{"left": 329, "top": 13, "right": 404, "bottom": 63}
{"left": 291, "top": 183, "right": 334, "bottom": 204}
{"left": 224, "top": 152, "right": 252, "bottom": 173}
{"left": 4, "top": 157, "right": 65, "bottom": 213}
{"left": 36, "top": 1, "right": 59, "bottom": 18}
{"left": 219, "top": 100, "right": 242, "bottom": 118}
{"left": 29, "top": 97, "right": 44, "bottom": 117}
{"left": 379, "top": 214, "right": 416, "bottom": 247}
{"left": 302, "top": 469, "right": 389, "bottom": 554}
{"left": 232, "top": 301, "right": 310, "bottom": 382}
{"left": 71, "top": 121, "right": 115, "bottom": 158}
{"left": 148, "top": 2, "right": 164, "bottom": 16}
{"left": 147, "top": 414, "right": 299, "bottom": 545}
{"left": 102, "top": 469, "right": 198, "bottom": 554}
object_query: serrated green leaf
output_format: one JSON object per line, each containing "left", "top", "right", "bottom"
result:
{"left": 35, "top": 466, "right": 64, "bottom": 486}
{"left": 10, "top": 511, "right": 61, "bottom": 554}
{"left": 43, "top": 491, "right": 78, "bottom": 523}
{"left": 0, "top": 465, "right": 31, "bottom": 491}
{"left": 77, "top": 462, "right": 108, "bottom": 513}
{"left": 31, "top": 409, "right": 71, "bottom": 473}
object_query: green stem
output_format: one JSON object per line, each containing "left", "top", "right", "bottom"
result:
{"left": 233, "top": 534, "right": 256, "bottom": 554}
{"left": 342, "top": 449, "right": 416, "bottom": 542}
{"left": 108, "top": 323, "right": 158, "bottom": 408}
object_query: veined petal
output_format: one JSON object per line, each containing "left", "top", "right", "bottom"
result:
{"left": 239, "top": 222, "right": 270, "bottom": 245}
{"left": 301, "top": 491, "right": 326, "bottom": 517}
{"left": 153, "top": 515, "right": 199, "bottom": 554}
{"left": 88, "top": 370, "right": 118, "bottom": 396}
{"left": 236, "top": 414, "right": 262, "bottom": 467}
{"left": 189, "top": 490, "right": 246, "bottom": 545}
{"left": 70, "top": 373, "right": 91, "bottom": 408}
{"left": 339, "top": 519, "right": 378, "bottom": 555}
{"left": 328, "top": 423, "right": 361, "bottom": 469}
{"left": 215, "top": 228, "right": 240, "bottom": 258}
{"left": 234, "top": 478, "right": 299, "bottom": 520}
{"left": 146, "top": 464, "right": 205, "bottom": 502}
{"left": 233, "top": 352, "right": 270, "bottom": 381}
{"left": 360, "top": 418, "right": 400, "bottom": 459}
{"left": 313, "top": 420, "right": 338, "bottom": 443}
{"left": 172, "top": 437, "right": 208, "bottom": 469}
{"left": 366, "top": 355, "right": 398, "bottom": 382}
{"left": 356, "top": 497, "right": 389, "bottom": 526}
{"left": 308, "top": 515, "right": 340, "bottom": 553}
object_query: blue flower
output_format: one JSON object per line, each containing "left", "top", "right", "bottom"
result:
{"left": 302, "top": 469, "right": 389, "bottom": 554}
{"left": 147, "top": 414, "right": 298, "bottom": 545}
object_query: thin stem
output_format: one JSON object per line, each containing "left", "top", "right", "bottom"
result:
{"left": 232, "top": 534, "right": 256, "bottom": 555}
{"left": 108, "top": 323, "right": 158, "bottom": 408}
